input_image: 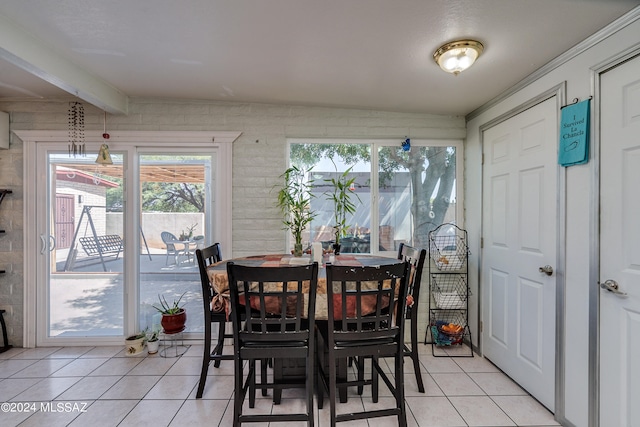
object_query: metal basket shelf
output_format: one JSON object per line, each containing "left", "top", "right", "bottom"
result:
{"left": 431, "top": 274, "right": 469, "bottom": 309}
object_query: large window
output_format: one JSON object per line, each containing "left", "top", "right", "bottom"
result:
{"left": 289, "top": 139, "right": 462, "bottom": 254}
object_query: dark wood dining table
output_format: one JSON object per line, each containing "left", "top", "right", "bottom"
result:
{"left": 206, "top": 253, "right": 402, "bottom": 320}
{"left": 206, "top": 253, "right": 403, "bottom": 403}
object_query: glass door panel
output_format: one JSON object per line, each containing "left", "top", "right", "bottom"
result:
{"left": 137, "top": 154, "right": 214, "bottom": 335}
{"left": 47, "top": 152, "right": 125, "bottom": 337}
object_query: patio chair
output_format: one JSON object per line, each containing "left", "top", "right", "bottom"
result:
{"left": 226, "top": 261, "right": 319, "bottom": 426}
{"left": 160, "top": 231, "right": 180, "bottom": 265}
{"left": 317, "top": 261, "right": 410, "bottom": 427}
{"left": 397, "top": 242, "right": 427, "bottom": 393}
{"left": 195, "top": 243, "right": 232, "bottom": 398}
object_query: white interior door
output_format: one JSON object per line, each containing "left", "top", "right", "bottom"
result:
{"left": 599, "top": 53, "right": 640, "bottom": 427}
{"left": 481, "top": 96, "right": 558, "bottom": 411}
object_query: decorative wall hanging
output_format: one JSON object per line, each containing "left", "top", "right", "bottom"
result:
{"left": 68, "top": 102, "right": 85, "bottom": 157}
{"left": 95, "top": 111, "right": 113, "bottom": 165}
{"left": 558, "top": 97, "right": 591, "bottom": 167}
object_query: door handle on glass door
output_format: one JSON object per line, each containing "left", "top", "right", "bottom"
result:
{"left": 538, "top": 265, "right": 553, "bottom": 276}
{"left": 600, "top": 279, "right": 627, "bottom": 297}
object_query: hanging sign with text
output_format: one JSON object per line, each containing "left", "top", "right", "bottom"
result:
{"left": 558, "top": 99, "right": 590, "bottom": 167}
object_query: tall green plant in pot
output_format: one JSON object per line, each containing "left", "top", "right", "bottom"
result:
{"left": 325, "top": 162, "right": 361, "bottom": 255}
{"left": 276, "top": 166, "right": 316, "bottom": 256}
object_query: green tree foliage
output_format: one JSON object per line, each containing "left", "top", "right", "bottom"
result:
{"left": 290, "top": 143, "right": 456, "bottom": 247}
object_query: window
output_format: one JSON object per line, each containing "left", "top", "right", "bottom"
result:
{"left": 288, "top": 138, "right": 462, "bottom": 254}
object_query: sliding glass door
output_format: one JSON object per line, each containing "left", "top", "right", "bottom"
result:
{"left": 29, "top": 133, "right": 233, "bottom": 346}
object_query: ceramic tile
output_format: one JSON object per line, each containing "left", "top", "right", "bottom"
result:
{"left": 47, "top": 347, "right": 95, "bottom": 358}
{"left": 0, "top": 345, "right": 561, "bottom": 426}
{"left": 79, "top": 346, "right": 123, "bottom": 358}
{"left": 404, "top": 373, "right": 445, "bottom": 397}
{"left": 56, "top": 375, "right": 121, "bottom": 400}
{"left": 14, "top": 403, "right": 83, "bottom": 427}
{"left": 68, "top": 400, "right": 138, "bottom": 427}
{"left": 12, "top": 377, "right": 81, "bottom": 401}
{"left": 117, "top": 399, "right": 184, "bottom": 425}
{"left": 145, "top": 374, "right": 199, "bottom": 399}
{"left": 468, "top": 372, "right": 528, "bottom": 396}
{"left": 164, "top": 355, "right": 204, "bottom": 376}
{"left": 88, "top": 356, "right": 142, "bottom": 376}
{"left": 100, "top": 375, "right": 161, "bottom": 400}
{"left": 421, "top": 355, "right": 464, "bottom": 373}
{"left": 49, "top": 357, "right": 108, "bottom": 377}
{"left": 128, "top": 356, "right": 177, "bottom": 375}
{"left": 11, "top": 358, "right": 73, "bottom": 378}
{"left": 431, "top": 372, "right": 486, "bottom": 396}
{"left": 10, "top": 347, "right": 61, "bottom": 359}
{"left": 0, "top": 359, "right": 38, "bottom": 378}
{"left": 405, "top": 396, "right": 467, "bottom": 426}
{"left": 168, "top": 398, "right": 229, "bottom": 426}
{"left": 453, "top": 355, "right": 500, "bottom": 373}
{"left": 492, "top": 395, "right": 560, "bottom": 426}
{"left": 449, "top": 396, "right": 516, "bottom": 426}
{"left": 0, "top": 377, "right": 42, "bottom": 401}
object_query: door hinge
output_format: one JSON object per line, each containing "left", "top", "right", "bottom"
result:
{"left": 480, "top": 321, "right": 483, "bottom": 333}
{"left": 480, "top": 237, "right": 483, "bottom": 248}
{"left": 482, "top": 153, "right": 484, "bottom": 165}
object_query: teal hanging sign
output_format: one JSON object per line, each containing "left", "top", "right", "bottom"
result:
{"left": 558, "top": 99, "right": 590, "bottom": 167}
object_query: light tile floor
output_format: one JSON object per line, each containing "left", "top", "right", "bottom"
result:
{"left": 0, "top": 343, "right": 560, "bottom": 426}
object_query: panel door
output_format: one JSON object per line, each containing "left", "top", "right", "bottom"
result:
{"left": 481, "top": 96, "right": 558, "bottom": 411}
{"left": 599, "top": 53, "right": 640, "bottom": 427}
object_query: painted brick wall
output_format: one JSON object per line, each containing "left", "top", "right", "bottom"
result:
{"left": 0, "top": 96, "right": 465, "bottom": 347}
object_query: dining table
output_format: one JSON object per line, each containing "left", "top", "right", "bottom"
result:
{"left": 206, "top": 253, "right": 402, "bottom": 320}
{"left": 206, "top": 252, "right": 404, "bottom": 403}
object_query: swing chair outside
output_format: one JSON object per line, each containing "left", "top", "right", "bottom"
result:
{"left": 63, "top": 205, "right": 152, "bottom": 272}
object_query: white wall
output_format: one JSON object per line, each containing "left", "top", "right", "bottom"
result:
{"left": 0, "top": 97, "right": 464, "bottom": 348}
{"left": 464, "top": 12, "right": 640, "bottom": 427}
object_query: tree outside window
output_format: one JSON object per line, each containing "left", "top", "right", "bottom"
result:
{"left": 290, "top": 140, "right": 458, "bottom": 253}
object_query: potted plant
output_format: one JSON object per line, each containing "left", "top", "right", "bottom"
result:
{"left": 146, "top": 328, "right": 160, "bottom": 354}
{"left": 153, "top": 292, "right": 187, "bottom": 334}
{"left": 125, "top": 331, "right": 146, "bottom": 356}
{"left": 275, "top": 166, "right": 316, "bottom": 256}
{"left": 324, "top": 162, "right": 361, "bottom": 255}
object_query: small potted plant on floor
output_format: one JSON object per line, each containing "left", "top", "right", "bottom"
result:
{"left": 125, "top": 331, "right": 146, "bottom": 356}
{"left": 324, "top": 162, "right": 360, "bottom": 255}
{"left": 153, "top": 292, "right": 187, "bottom": 334}
{"left": 146, "top": 328, "right": 160, "bottom": 354}
{"left": 275, "top": 166, "right": 316, "bottom": 256}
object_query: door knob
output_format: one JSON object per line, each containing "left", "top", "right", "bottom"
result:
{"left": 538, "top": 265, "right": 553, "bottom": 276}
{"left": 600, "top": 279, "right": 627, "bottom": 297}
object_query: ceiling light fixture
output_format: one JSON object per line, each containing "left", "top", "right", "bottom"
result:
{"left": 433, "top": 40, "right": 484, "bottom": 75}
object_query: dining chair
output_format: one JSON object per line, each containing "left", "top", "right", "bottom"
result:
{"left": 397, "top": 242, "right": 427, "bottom": 393}
{"left": 226, "top": 261, "right": 319, "bottom": 426}
{"left": 317, "top": 261, "right": 410, "bottom": 427}
{"left": 195, "top": 242, "right": 230, "bottom": 399}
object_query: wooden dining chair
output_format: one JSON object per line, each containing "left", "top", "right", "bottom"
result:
{"left": 195, "top": 242, "right": 229, "bottom": 399}
{"left": 226, "top": 261, "right": 319, "bottom": 426}
{"left": 317, "top": 261, "right": 410, "bottom": 427}
{"left": 397, "top": 242, "right": 427, "bottom": 393}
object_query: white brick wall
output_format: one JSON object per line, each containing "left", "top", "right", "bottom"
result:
{"left": 0, "top": 96, "right": 465, "bottom": 347}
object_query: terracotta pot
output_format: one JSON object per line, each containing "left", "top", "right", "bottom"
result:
{"left": 161, "top": 309, "right": 187, "bottom": 334}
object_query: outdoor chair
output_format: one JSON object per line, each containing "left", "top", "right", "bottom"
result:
{"left": 195, "top": 243, "right": 231, "bottom": 398}
{"left": 398, "top": 242, "right": 427, "bottom": 393}
{"left": 317, "top": 262, "right": 410, "bottom": 427}
{"left": 227, "top": 261, "right": 319, "bottom": 426}
{"left": 160, "top": 231, "right": 180, "bottom": 265}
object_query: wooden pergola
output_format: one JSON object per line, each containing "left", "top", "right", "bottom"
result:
{"left": 63, "top": 163, "right": 206, "bottom": 183}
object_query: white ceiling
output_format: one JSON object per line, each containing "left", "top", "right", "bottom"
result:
{"left": 0, "top": 1, "right": 638, "bottom": 117}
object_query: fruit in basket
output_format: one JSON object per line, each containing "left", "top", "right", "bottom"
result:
{"left": 441, "top": 323, "right": 463, "bottom": 335}
{"left": 438, "top": 256, "right": 449, "bottom": 265}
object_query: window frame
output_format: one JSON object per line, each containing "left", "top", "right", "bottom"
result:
{"left": 287, "top": 138, "right": 464, "bottom": 256}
